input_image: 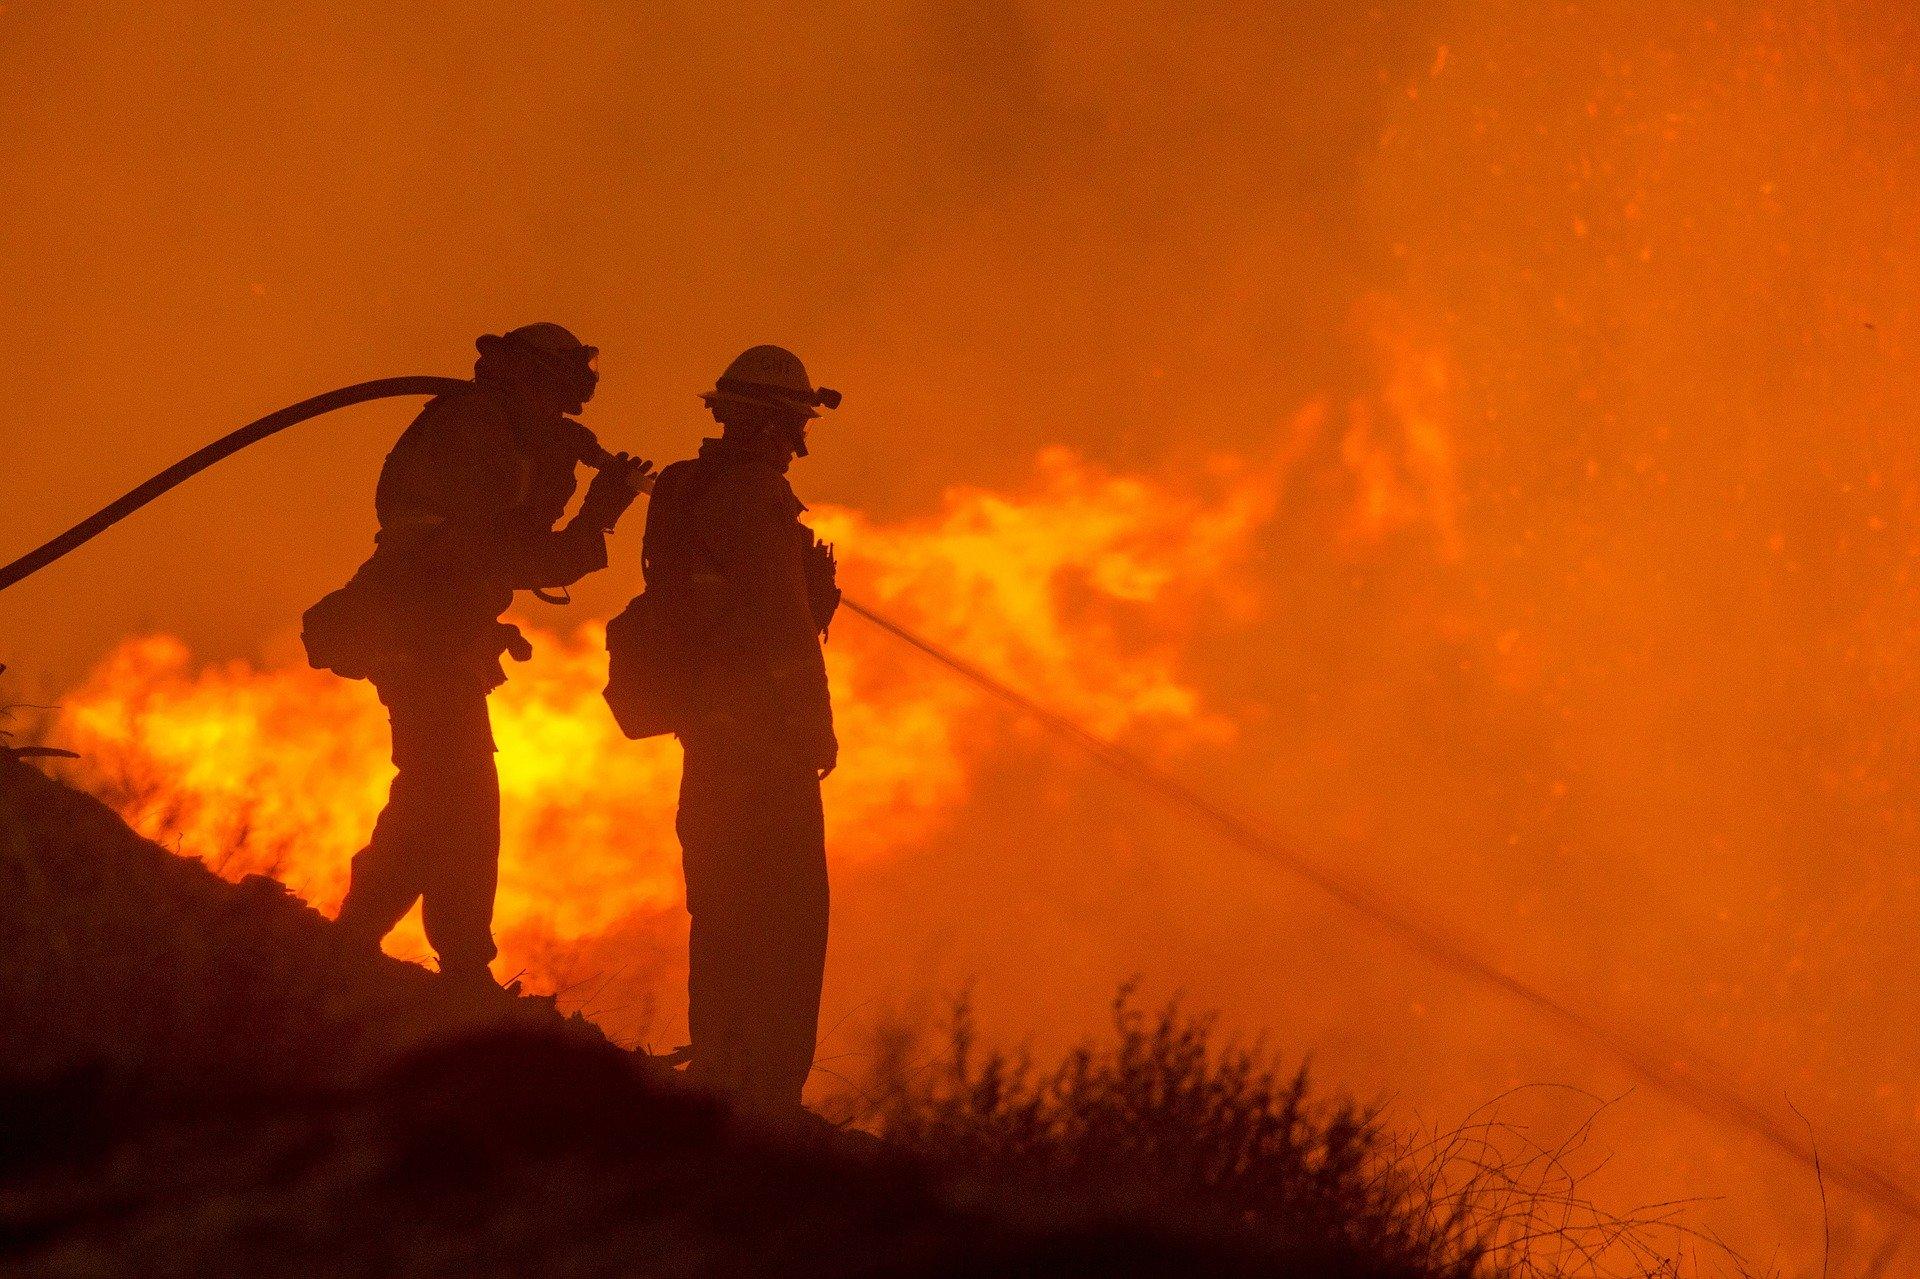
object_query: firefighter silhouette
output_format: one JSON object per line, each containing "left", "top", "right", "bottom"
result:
{"left": 304, "top": 323, "right": 651, "bottom": 991}
{"left": 612, "top": 345, "right": 841, "bottom": 1105}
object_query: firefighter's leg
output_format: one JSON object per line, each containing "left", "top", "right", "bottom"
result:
{"left": 680, "top": 744, "right": 828, "bottom": 1108}
{"left": 419, "top": 754, "right": 501, "bottom": 981}
{"left": 680, "top": 745, "right": 761, "bottom": 1095}
{"left": 412, "top": 687, "right": 502, "bottom": 983}
{"left": 335, "top": 683, "right": 440, "bottom": 951}
{"left": 679, "top": 756, "right": 734, "bottom": 1090}
{"left": 753, "top": 770, "right": 829, "bottom": 1107}
{"left": 686, "top": 890, "right": 758, "bottom": 1095}
{"left": 335, "top": 810, "right": 425, "bottom": 952}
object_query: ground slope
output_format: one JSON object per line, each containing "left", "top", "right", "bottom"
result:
{"left": 0, "top": 755, "right": 1462, "bottom": 1278}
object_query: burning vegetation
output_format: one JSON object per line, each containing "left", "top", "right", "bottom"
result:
{"left": 49, "top": 418, "right": 1393, "bottom": 1039}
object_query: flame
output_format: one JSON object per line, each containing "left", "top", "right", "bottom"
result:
{"left": 56, "top": 349, "right": 1459, "bottom": 1035}
{"left": 1340, "top": 301, "right": 1464, "bottom": 558}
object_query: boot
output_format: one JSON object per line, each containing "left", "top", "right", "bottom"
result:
{"left": 438, "top": 961, "right": 520, "bottom": 1000}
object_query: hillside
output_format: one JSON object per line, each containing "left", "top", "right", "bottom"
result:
{"left": 0, "top": 753, "right": 1571, "bottom": 1277}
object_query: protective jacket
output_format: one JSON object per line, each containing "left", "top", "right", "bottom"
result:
{"left": 639, "top": 437, "right": 835, "bottom": 763}
{"left": 304, "top": 383, "right": 609, "bottom": 689}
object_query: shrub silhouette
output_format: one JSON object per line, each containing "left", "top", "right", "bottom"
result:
{"left": 860, "top": 991, "right": 1726, "bottom": 1279}
{"left": 863, "top": 989, "right": 1486, "bottom": 1277}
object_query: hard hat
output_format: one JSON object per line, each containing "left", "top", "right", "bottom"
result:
{"left": 701, "top": 345, "right": 841, "bottom": 419}
{"left": 501, "top": 322, "right": 597, "bottom": 363}
{"left": 476, "top": 322, "right": 599, "bottom": 408}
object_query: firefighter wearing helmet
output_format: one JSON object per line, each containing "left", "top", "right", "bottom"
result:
{"left": 305, "top": 323, "right": 652, "bottom": 993}
{"left": 615, "top": 344, "right": 841, "bottom": 1107}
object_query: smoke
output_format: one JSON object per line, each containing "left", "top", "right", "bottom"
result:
{"left": 8, "top": 1, "right": 1920, "bottom": 1268}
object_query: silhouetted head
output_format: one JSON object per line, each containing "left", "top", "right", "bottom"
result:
{"left": 702, "top": 345, "right": 839, "bottom": 472}
{"left": 475, "top": 322, "right": 600, "bottom": 416}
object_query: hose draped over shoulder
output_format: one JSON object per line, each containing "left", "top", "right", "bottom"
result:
{"left": 0, "top": 377, "right": 472, "bottom": 594}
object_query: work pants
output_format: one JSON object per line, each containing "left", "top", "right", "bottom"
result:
{"left": 677, "top": 734, "right": 829, "bottom": 1109}
{"left": 336, "top": 675, "right": 500, "bottom": 978}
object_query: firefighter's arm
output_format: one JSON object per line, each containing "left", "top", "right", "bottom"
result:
{"left": 496, "top": 456, "right": 654, "bottom": 590}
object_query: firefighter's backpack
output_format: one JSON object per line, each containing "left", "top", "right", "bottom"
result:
{"left": 301, "top": 561, "right": 403, "bottom": 682}
{"left": 604, "top": 463, "right": 727, "bottom": 739}
{"left": 604, "top": 591, "right": 683, "bottom": 739}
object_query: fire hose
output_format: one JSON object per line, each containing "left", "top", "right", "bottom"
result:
{"left": 2, "top": 384, "right": 1916, "bottom": 1226}
{"left": 0, "top": 376, "right": 648, "bottom": 596}
{"left": 841, "top": 598, "right": 1920, "bottom": 1227}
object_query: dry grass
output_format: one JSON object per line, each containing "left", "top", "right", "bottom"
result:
{"left": 849, "top": 989, "right": 1736, "bottom": 1279}
{"left": 0, "top": 669, "right": 70, "bottom": 763}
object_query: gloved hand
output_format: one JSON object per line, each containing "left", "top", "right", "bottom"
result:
{"left": 484, "top": 621, "right": 533, "bottom": 664}
{"left": 577, "top": 453, "right": 654, "bottom": 532}
{"left": 803, "top": 539, "right": 840, "bottom": 636}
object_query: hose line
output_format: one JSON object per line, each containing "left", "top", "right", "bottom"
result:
{"left": 843, "top": 596, "right": 1920, "bottom": 1227}
{"left": 0, "top": 376, "right": 470, "bottom": 594}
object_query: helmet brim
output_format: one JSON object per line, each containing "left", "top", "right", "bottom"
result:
{"left": 699, "top": 388, "right": 820, "bottom": 419}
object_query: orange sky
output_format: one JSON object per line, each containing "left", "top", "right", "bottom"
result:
{"left": 6, "top": 3, "right": 1920, "bottom": 1270}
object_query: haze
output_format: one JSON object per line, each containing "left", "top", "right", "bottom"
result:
{"left": 5, "top": 4, "right": 1919, "bottom": 1269}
